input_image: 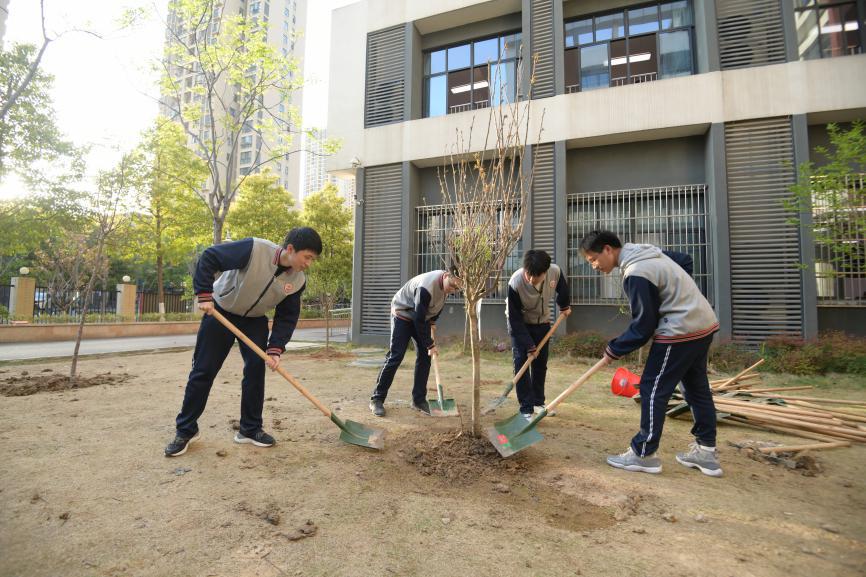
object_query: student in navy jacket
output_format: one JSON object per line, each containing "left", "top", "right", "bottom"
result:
{"left": 164, "top": 227, "right": 322, "bottom": 457}
{"left": 579, "top": 230, "right": 723, "bottom": 477}
{"left": 369, "top": 269, "right": 463, "bottom": 417}
{"left": 506, "top": 250, "right": 571, "bottom": 418}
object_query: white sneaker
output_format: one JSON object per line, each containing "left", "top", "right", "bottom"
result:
{"left": 520, "top": 412, "right": 534, "bottom": 420}
{"left": 534, "top": 405, "right": 556, "bottom": 417}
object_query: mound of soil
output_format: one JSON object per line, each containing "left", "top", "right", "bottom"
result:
{"left": 0, "top": 372, "right": 130, "bottom": 397}
{"left": 397, "top": 430, "right": 528, "bottom": 485}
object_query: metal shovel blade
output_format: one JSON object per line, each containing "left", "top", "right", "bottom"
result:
{"left": 428, "top": 384, "right": 459, "bottom": 417}
{"left": 486, "top": 412, "right": 544, "bottom": 458}
{"left": 330, "top": 414, "right": 386, "bottom": 450}
{"left": 481, "top": 391, "right": 511, "bottom": 415}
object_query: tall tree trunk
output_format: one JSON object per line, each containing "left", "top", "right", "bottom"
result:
{"left": 468, "top": 302, "right": 481, "bottom": 437}
{"left": 212, "top": 217, "right": 224, "bottom": 246}
{"left": 324, "top": 295, "right": 331, "bottom": 351}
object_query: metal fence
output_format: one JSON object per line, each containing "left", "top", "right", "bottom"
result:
{"left": 813, "top": 173, "right": 866, "bottom": 307}
{"left": 566, "top": 184, "right": 712, "bottom": 305}
{"left": 416, "top": 203, "right": 523, "bottom": 302}
{"left": 0, "top": 284, "right": 10, "bottom": 312}
{"left": 32, "top": 286, "right": 119, "bottom": 323}
{"left": 137, "top": 290, "right": 191, "bottom": 314}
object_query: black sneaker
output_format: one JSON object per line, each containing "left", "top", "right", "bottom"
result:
{"left": 369, "top": 399, "right": 386, "bottom": 417}
{"left": 164, "top": 431, "right": 200, "bottom": 457}
{"left": 233, "top": 430, "right": 275, "bottom": 447}
{"left": 411, "top": 400, "right": 432, "bottom": 416}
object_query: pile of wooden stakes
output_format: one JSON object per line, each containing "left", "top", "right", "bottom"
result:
{"left": 665, "top": 359, "right": 866, "bottom": 454}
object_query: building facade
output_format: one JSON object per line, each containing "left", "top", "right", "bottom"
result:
{"left": 161, "top": 0, "right": 307, "bottom": 201}
{"left": 301, "top": 130, "right": 357, "bottom": 204}
{"left": 327, "top": 0, "right": 866, "bottom": 345}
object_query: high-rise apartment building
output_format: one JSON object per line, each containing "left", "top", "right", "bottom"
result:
{"left": 161, "top": 0, "right": 307, "bottom": 202}
{"left": 301, "top": 130, "right": 356, "bottom": 205}
{"left": 328, "top": 0, "right": 866, "bottom": 345}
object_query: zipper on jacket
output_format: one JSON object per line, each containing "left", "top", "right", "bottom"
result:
{"left": 243, "top": 276, "right": 277, "bottom": 317}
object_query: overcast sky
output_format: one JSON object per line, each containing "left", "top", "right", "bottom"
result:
{"left": 0, "top": 0, "right": 351, "bottom": 200}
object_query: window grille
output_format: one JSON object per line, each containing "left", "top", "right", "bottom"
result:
{"left": 416, "top": 203, "right": 523, "bottom": 301}
{"left": 566, "top": 184, "right": 712, "bottom": 305}
{"left": 813, "top": 173, "right": 866, "bottom": 306}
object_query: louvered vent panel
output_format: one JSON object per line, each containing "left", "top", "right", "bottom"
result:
{"left": 530, "top": 0, "right": 555, "bottom": 98}
{"left": 365, "top": 26, "right": 405, "bottom": 127}
{"left": 716, "top": 0, "right": 787, "bottom": 70}
{"left": 531, "top": 143, "right": 556, "bottom": 255}
{"left": 361, "top": 165, "right": 403, "bottom": 335}
{"left": 725, "top": 117, "right": 803, "bottom": 344}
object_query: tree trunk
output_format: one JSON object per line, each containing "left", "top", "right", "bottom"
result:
{"left": 212, "top": 216, "right": 224, "bottom": 246}
{"left": 70, "top": 244, "right": 103, "bottom": 383}
{"left": 156, "top": 217, "right": 165, "bottom": 321}
{"left": 324, "top": 295, "right": 331, "bottom": 351}
{"left": 467, "top": 302, "right": 482, "bottom": 437}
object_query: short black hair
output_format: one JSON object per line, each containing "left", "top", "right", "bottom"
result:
{"left": 283, "top": 227, "right": 322, "bottom": 254}
{"left": 578, "top": 230, "right": 622, "bottom": 254}
{"left": 523, "top": 249, "right": 552, "bottom": 277}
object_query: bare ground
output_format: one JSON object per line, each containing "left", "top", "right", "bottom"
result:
{"left": 1, "top": 347, "right": 864, "bottom": 577}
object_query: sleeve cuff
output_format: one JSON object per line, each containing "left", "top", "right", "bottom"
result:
{"left": 197, "top": 292, "right": 213, "bottom": 303}
{"left": 266, "top": 347, "right": 284, "bottom": 356}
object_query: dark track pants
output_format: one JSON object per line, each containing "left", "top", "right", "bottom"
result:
{"left": 631, "top": 333, "right": 717, "bottom": 457}
{"left": 175, "top": 308, "right": 268, "bottom": 438}
{"left": 371, "top": 316, "right": 431, "bottom": 405}
{"left": 510, "top": 322, "right": 551, "bottom": 414}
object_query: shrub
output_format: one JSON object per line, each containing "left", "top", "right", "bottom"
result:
{"left": 761, "top": 332, "right": 866, "bottom": 376}
{"left": 708, "top": 340, "right": 761, "bottom": 373}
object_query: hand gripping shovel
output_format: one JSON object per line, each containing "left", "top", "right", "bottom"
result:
{"left": 211, "top": 309, "right": 385, "bottom": 450}
{"left": 428, "top": 325, "right": 458, "bottom": 417}
{"left": 482, "top": 312, "right": 566, "bottom": 415}
{"left": 487, "top": 357, "right": 608, "bottom": 457}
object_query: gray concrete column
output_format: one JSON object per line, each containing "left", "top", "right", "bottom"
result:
{"left": 705, "top": 123, "right": 732, "bottom": 340}
{"left": 792, "top": 114, "right": 818, "bottom": 339}
{"left": 350, "top": 167, "right": 365, "bottom": 342}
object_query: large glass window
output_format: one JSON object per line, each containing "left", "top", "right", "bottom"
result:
{"left": 794, "top": 1, "right": 863, "bottom": 60}
{"left": 423, "top": 31, "right": 522, "bottom": 118}
{"left": 564, "top": 1, "right": 695, "bottom": 93}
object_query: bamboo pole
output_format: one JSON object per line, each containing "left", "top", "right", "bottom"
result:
{"left": 713, "top": 401, "right": 847, "bottom": 428}
{"left": 786, "top": 401, "right": 866, "bottom": 423}
{"left": 729, "top": 385, "right": 813, "bottom": 394}
{"left": 715, "top": 408, "right": 866, "bottom": 441}
{"left": 746, "top": 393, "right": 866, "bottom": 406}
{"left": 709, "top": 374, "right": 762, "bottom": 386}
{"left": 723, "top": 416, "right": 841, "bottom": 442}
{"left": 713, "top": 359, "right": 765, "bottom": 391}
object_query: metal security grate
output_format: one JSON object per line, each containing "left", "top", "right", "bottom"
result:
{"left": 725, "top": 117, "right": 802, "bottom": 343}
{"left": 566, "top": 185, "right": 712, "bottom": 305}
{"left": 530, "top": 0, "right": 555, "bottom": 98}
{"left": 361, "top": 165, "right": 403, "bottom": 334}
{"left": 716, "top": 0, "right": 787, "bottom": 70}
{"left": 365, "top": 26, "right": 405, "bottom": 128}
{"left": 416, "top": 203, "right": 523, "bottom": 302}
{"left": 813, "top": 174, "right": 866, "bottom": 306}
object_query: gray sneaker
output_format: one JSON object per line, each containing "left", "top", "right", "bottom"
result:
{"left": 676, "top": 443, "right": 723, "bottom": 477}
{"left": 606, "top": 447, "right": 662, "bottom": 474}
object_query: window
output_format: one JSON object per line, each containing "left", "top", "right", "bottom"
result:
{"left": 564, "top": 1, "right": 694, "bottom": 93}
{"left": 794, "top": 1, "right": 863, "bottom": 59}
{"left": 249, "top": 1, "right": 260, "bottom": 14}
{"left": 566, "top": 184, "right": 712, "bottom": 304}
{"left": 416, "top": 203, "right": 523, "bottom": 300}
{"left": 240, "top": 151, "right": 252, "bottom": 165}
{"left": 423, "top": 31, "right": 522, "bottom": 118}
{"left": 240, "top": 135, "right": 253, "bottom": 148}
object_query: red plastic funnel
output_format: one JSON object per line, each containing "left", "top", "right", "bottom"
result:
{"left": 611, "top": 367, "right": 640, "bottom": 397}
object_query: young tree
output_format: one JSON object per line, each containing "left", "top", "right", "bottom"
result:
{"left": 159, "top": 0, "right": 317, "bottom": 244}
{"left": 301, "top": 183, "right": 353, "bottom": 350}
{"left": 787, "top": 121, "right": 866, "bottom": 297}
{"left": 226, "top": 168, "right": 300, "bottom": 241}
{"left": 439, "top": 55, "right": 543, "bottom": 437}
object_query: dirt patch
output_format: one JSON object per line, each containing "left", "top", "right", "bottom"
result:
{"left": 0, "top": 371, "right": 130, "bottom": 397}
{"left": 305, "top": 348, "right": 355, "bottom": 360}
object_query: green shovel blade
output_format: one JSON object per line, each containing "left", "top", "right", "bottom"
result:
{"left": 486, "top": 412, "right": 545, "bottom": 457}
{"left": 428, "top": 398, "right": 459, "bottom": 417}
{"left": 330, "top": 413, "right": 385, "bottom": 450}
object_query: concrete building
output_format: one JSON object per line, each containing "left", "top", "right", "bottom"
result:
{"left": 327, "top": 0, "right": 866, "bottom": 345}
{"left": 302, "top": 130, "right": 358, "bottom": 205}
{"left": 161, "top": 0, "right": 307, "bottom": 202}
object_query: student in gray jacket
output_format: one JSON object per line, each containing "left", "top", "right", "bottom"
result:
{"left": 506, "top": 250, "right": 571, "bottom": 419}
{"left": 369, "top": 270, "right": 463, "bottom": 417}
{"left": 164, "top": 227, "right": 322, "bottom": 457}
{"left": 579, "top": 230, "right": 722, "bottom": 477}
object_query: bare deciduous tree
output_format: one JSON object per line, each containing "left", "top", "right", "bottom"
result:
{"left": 438, "top": 54, "right": 544, "bottom": 436}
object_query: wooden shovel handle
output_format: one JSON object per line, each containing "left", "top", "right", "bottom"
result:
{"left": 512, "top": 312, "right": 566, "bottom": 385}
{"left": 546, "top": 357, "right": 609, "bottom": 411}
{"left": 430, "top": 324, "right": 442, "bottom": 387}
{"left": 210, "top": 308, "right": 331, "bottom": 417}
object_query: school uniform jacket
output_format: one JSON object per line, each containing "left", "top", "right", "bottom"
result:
{"left": 505, "top": 264, "right": 570, "bottom": 352}
{"left": 193, "top": 237, "right": 305, "bottom": 357}
{"left": 390, "top": 270, "right": 448, "bottom": 350}
{"left": 605, "top": 243, "right": 719, "bottom": 360}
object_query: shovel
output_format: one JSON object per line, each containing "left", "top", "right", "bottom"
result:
{"left": 210, "top": 308, "right": 385, "bottom": 450}
{"left": 487, "top": 357, "right": 608, "bottom": 457}
{"left": 428, "top": 325, "right": 458, "bottom": 417}
{"left": 482, "top": 312, "right": 566, "bottom": 415}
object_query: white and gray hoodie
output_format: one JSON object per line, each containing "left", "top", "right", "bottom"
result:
{"left": 390, "top": 270, "right": 448, "bottom": 350}
{"left": 605, "top": 243, "right": 719, "bottom": 360}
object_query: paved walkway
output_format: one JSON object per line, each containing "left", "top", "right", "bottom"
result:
{"left": 0, "top": 326, "right": 349, "bottom": 362}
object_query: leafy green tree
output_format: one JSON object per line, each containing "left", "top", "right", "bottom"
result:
{"left": 300, "top": 183, "right": 353, "bottom": 348}
{"left": 160, "top": 0, "right": 311, "bottom": 245}
{"left": 787, "top": 121, "right": 866, "bottom": 291}
{"left": 226, "top": 169, "right": 300, "bottom": 241}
